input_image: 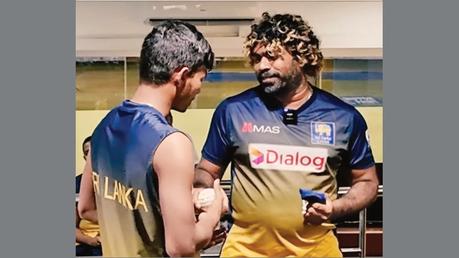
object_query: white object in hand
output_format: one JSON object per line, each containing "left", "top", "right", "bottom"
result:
{"left": 198, "top": 188, "right": 216, "bottom": 207}
{"left": 302, "top": 200, "right": 309, "bottom": 215}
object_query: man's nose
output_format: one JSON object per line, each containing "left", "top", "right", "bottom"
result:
{"left": 258, "top": 56, "right": 272, "bottom": 71}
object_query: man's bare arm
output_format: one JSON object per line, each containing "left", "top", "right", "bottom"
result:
{"left": 194, "top": 158, "right": 224, "bottom": 188}
{"left": 330, "top": 165, "right": 379, "bottom": 220}
{"left": 78, "top": 149, "right": 98, "bottom": 223}
{"left": 154, "top": 133, "right": 223, "bottom": 257}
{"left": 75, "top": 207, "right": 100, "bottom": 246}
{"left": 304, "top": 165, "right": 378, "bottom": 224}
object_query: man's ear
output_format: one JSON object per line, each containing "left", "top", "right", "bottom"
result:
{"left": 171, "top": 67, "right": 190, "bottom": 87}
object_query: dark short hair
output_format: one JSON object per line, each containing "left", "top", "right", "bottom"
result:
{"left": 139, "top": 20, "right": 214, "bottom": 85}
{"left": 82, "top": 136, "right": 91, "bottom": 156}
{"left": 244, "top": 12, "right": 323, "bottom": 77}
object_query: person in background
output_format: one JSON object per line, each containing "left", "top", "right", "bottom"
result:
{"left": 75, "top": 136, "right": 102, "bottom": 256}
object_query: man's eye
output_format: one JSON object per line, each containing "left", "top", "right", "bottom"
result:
{"left": 266, "top": 54, "right": 277, "bottom": 61}
{"left": 250, "top": 54, "right": 262, "bottom": 63}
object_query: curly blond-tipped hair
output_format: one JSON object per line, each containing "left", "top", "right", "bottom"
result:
{"left": 244, "top": 12, "right": 323, "bottom": 77}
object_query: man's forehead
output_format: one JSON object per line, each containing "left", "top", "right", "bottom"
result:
{"left": 197, "top": 66, "right": 208, "bottom": 77}
{"left": 252, "top": 42, "right": 287, "bottom": 55}
{"left": 252, "top": 43, "right": 268, "bottom": 54}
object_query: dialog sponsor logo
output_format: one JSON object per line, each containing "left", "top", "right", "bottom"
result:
{"left": 249, "top": 147, "right": 264, "bottom": 165}
{"left": 248, "top": 143, "right": 328, "bottom": 172}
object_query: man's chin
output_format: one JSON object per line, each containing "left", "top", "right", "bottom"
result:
{"left": 171, "top": 106, "right": 187, "bottom": 113}
{"left": 262, "top": 83, "right": 283, "bottom": 94}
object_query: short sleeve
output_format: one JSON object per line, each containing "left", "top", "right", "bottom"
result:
{"left": 349, "top": 111, "right": 375, "bottom": 169}
{"left": 201, "top": 101, "right": 233, "bottom": 169}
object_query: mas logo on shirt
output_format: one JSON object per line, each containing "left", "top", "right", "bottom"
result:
{"left": 248, "top": 143, "right": 328, "bottom": 172}
{"left": 241, "top": 122, "right": 280, "bottom": 134}
{"left": 311, "top": 122, "right": 335, "bottom": 145}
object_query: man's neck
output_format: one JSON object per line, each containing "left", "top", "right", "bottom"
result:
{"left": 276, "top": 82, "right": 313, "bottom": 110}
{"left": 130, "top": 82, "right": 174, "bottom": 116}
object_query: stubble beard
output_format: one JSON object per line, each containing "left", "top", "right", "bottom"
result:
{"left": 263, "top": 68, "right": 303, "bottom": 98}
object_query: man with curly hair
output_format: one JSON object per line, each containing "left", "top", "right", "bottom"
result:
{"left": 193, "top": 13, "right": 379, "bottom": 257}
